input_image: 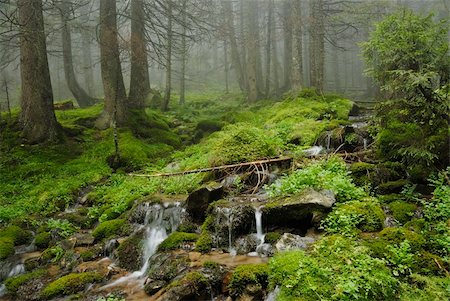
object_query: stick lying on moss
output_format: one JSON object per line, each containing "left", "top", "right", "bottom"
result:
{"left": 128, "top": 156, "right": 293, "bottom": 178}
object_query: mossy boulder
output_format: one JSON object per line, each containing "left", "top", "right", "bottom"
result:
{"left": 377, "top": 179, "right": 410, "bottom": 194}
{"left": 4, "top": 269, "right": 46, "bottom": 295}
{"left": 115, "top": 230, "right": 144, "bottom": 271}
{"left": 0, "top": 237, "right": 14, "bottom": 260}
{"left": 0, "top": 225, "right": 32, "bottom": 245}
{"left": 264, "top": 232, "right": 282, "bottom": 244}
{"left": 379, "top": 227, "right": 425, "bottom": 252}
{"left": 35, "top": 232, "right": 52, "bottom": 250}
{"left": 92, "top": 219, "right": 127, "bottom": 241}
{"left": 264, "top": 189, "right": 336, "bottom": 230}
{"left": 158, "top": 232, "right": 198, "bottom": 251}
{"left": 160, "top": 271, "right": 209, "bottom": 301}
{"left": 388, "top": 200, "right": 418, "bottom": 224}
{"left": 195, "top": 231, "right": 213, "bottom": 253}
{"left": 228, "top": 264, "right": 269, "bottom": 298}
{"left": 40, "top": 272, "right": 102, "bottom": 299}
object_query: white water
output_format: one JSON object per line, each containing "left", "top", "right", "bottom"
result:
{"left": 8, "top": 264, "right": 25, "bottom": 277}
{"left": 265, "top": 286, "right": 280, "bottom": 301}
{"left": 249, "top": 206, "right": 265, "bottom": 257}
{"left": 363, "top": 138, "right": 368, "bottom": 150}
{"left": 0, "top": 284, "right": 6, "bottom": 297}
{"left": 102, "top": 202, "right": 182, "bottom": 289}
{"left": 303, "top": 146, "right": 324, "bottom": 157}
{"left": 223, "top": 208, "right": 237, "bottom": 256}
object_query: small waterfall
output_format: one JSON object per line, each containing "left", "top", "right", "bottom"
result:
{"left": 363, "top": 138, "right": 368, "bottom": 150}
{"left": 265, "top": 286, "right": 280, "bottom": 301}
{"left": 8, "top": 264, "right": 25, "bottom": 277}
{"left": 326, "top": 132, "right": 332, "bottom": 152}
{"left": 0, "top": 284, "right": 6, "bottom": 297}
{"left": 104, "top": 239, "right": 119, "bottom": 258}
{"left": 102, "top": 202, "right": 183, "bottom": 288}
{"left": 249, "top": 206, "right": 266, "bottom": 257}
{"left": 303, "top": 146, "right": 324, "bottom": 157}
{"left": 223, "top": 208, "right": 236, "bottom": 256}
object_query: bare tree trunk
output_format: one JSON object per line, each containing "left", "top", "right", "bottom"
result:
{"left": 282, "top": 0, "right": 293, "bottom": 91}
{"left": 179, "top": 0, "right": 187, "bottom": 105}
{"left": 81, "top": 30, "right": 95, "bottom": 96}
{"left": 223, "top": 1, "right": 245, "bottom": 92}
{"left": 3, "top": 78, "right": 11, "bottom": 120}
{"left": 129, "top": 0, "right": 150, "bottom": 109}
{"left": 162, "top": 0, "right": 173, "bottom": 111}
{"left": 271, "top": 11, "right": 280, "bottom": 95}
{"left": 224, "top": 40, "right": 229, "bottom": 93}
{"left": 265, "top": 0, "right": 273, "bottom": 97}
{"left": 60, "top": 0, "right": 95, "bottom": 108}
{"left": 293, "top": 0, "right": 303, "bottom": 88}
{"left": 246, "top": 0, "right": 259, "bottom": 102}
{"left": 239, "top": 0, "right": 248, "bottom": 91}
{"left": 18, "top": 0, "right": 60, "bottom": 143}
{"left": 96, "top": 0, "right": 127, "bottom": 129}
{"left": 309, "top": 0, "right": 324, "bottom": 92}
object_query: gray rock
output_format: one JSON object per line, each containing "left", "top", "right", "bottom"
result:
{"left": 73, "top": 233, "right": 95, "bottom": 247}
{"left": 275, "top": 233, "right": 315, "bottom": 251}
{"left": 186, "top": 184, "right": 224, "bottom": 222}
{"left": 144, "top": 279, "right": 167, "bottom": 295}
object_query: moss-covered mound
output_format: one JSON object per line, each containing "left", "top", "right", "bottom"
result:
{"left": 4, "top": 269, "right": 46, "bottom": 295}
{"left": 0, "top": 237, "right": 14, "bottom": 260}
{"left": 228, "top": 264, "right": 269, "bottom": 297}
{"left": 158, "top": 232, "right": 198, "bottom": 251}
{"left": 92, "top": 219, "right": 127, "bottom": 241}
{"left": 388, "top": 200, "right": 417, "bottom": 224}
{"left": 0, "top": 225, "right": 32, "bottom": 245}
{"left": 40, "top": 272, "right": 102, "bottom": 299}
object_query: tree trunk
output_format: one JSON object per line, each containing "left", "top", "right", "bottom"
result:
{"left": 265, "top": 0, "right": 273, "bottom": 97}
{"left": 224, "top": 40, "right": 229, "bottom": 93}
{"left": 282, "top": 0, "right": 293, "bottom": 91}
{"left": 80, "top": 4, "right": 95, "bottom": 97}
{"left": 179, "top": 0, "right": 187, "bottom": 105}
{"left": 96, "top": 0, "right": 127, "bottom": 129}
{"left": 60, "top": 0, "right": 95, "bottom": 108}
{"left": 162, "top": 1, "right": 173, "bottom": 111}
{"left": 129, "top": 0, "right": 150, "bottom": 109}
{"left": 246, "top": 1, "right": 259, "bottom": 102}
{"left": 18, "top": 0, "right": 60, "bottom": 143}
{"left": 222, "top": 1, "right": 245, "bottom": 92}
{"left": 292, "top": 0, "right": 303, "bottom": 88}
{"left": 271, "top": 10, "right": 280, "bottom": 95}
{"left": 239, "top": 0, "right": 248, "bottom": 91}
{"left": 309, "top": 0, "right": 324, "bottom": 92}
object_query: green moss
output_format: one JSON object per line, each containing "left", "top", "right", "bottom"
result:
{"left": 264, "top": 232, "right": 282, "bottom": 244}
{"left": 80, "top": 250, "right": 97, "bottom": 262}
{"left": 228, "top": 264, "right": 269, "bottom": 297}
{"left": 0, "top": 237, "right": 14, "bottom": 260}
{"left": 40, "top": 272, "right": 102, "bottom": 299}
{"left": 202, "top": 260, "right": 220, "bottom": 269}
{"left": 389, "top": 200, "right": 417, "bottom": 224}
{"left": 92, "top": 219, "right": 126, "bottom": 241}
{"left": 378, "top": 179, "right": 410, "bottom": 194}
{"left": 4, "top": 269, "right": 46, "bottom": 294}
{"left": 177, "top": 221, "right": 198, "bottom": 233}
{"left": 195, "top": 231, "right": 213, "bottom": 253}
{"left": 35, "top": 232, "right": 52, "bottom": 249}
{"left": 350, "top": 162, "right": 376, "bottom": 174}
{"left": 158, "top": 232, "right": 199, "bottom": 251}
{"left": 196, "top": 119, "right": 224, "bottom": 133}
{"left": 0, "top": 225, "right": 32, "bottom": 245}
{"left": 379, "top": 227, "right": 425, "bottom": 252}
{"left": 168, "top": 271, "right": 208, "bottom": 290}
{"left": 400, "top": 273, "right": 450, "bottom": 301}
{"left": 115, "top": 232, "right": 143, "bottom": 271}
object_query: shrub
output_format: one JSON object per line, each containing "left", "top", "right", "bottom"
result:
{"left": 46, "top": 219, "right": 79, "bottom": 239}
{"left": 269, "top": 235, "right": 399, "bottom": 301}
{"left": 389, "top": 200, "right": 417, "bottom": 224}
{"left": 266, "top": 157, "right": 366, "bottom": 203}
{"left": 92, "top": 219, "right": 126, "bottom": 241}
{"left": 322, "top": 198, "right": 385, "bottom": 236}
{"left": 40, "top": 272, "right": 102, "bottom": 299}
{"left": 4, "top": 269, "right": 46, "bottom": 294}
{"left": 0, "top": 237, "right": 14, "bottom": 260}
{"left": 228, "top": 264, "right": 269, "bottom": 297}
{"left": 0, "top": 225, "right": 32, "bottom": 245}
{"left": 34, "top": 232, "right": 52, "bottom": 249}
{"left": 158, "top": 232, "right": 198, "bottom": 251}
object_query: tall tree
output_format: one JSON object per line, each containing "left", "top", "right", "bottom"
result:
{"left": 129, "top": 0, "right": 150, "bottom": 109}
{"left": 282, "top": 0, "right": 293, "bottom": 91}
{"left": 179, "top": 0, "right": 187, "bottom": 105}
{"left": 292, "top": 0, "right": 304, "bottom": 88}
{"left": 59, "top": 0, "right": 95, "bottom": 108}
{"left": 162, "top": 0, "right": 173, "bottom": 111}
{"left": 309, "top": 0, "right": 324, "bottom": 92}
{"left": 246, "top": 0, "right": 260, "bottom": 102}
{"left": 96, "top": 0, "right": 127, "bottom": 129}
{"left": 264, "top": 0, "right": 273, "bottom": 97}
{"left": 18, "top": 0, "right": 60, "bottom": 143}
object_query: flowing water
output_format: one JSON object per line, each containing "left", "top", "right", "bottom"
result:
{"left": 249, "top": 206, "right": 269, "bottom": 257}
{"left": 222, "top": 208, "right": 237, "bottom": 256}
{"left": 102, "top": 202, "right": 183, "bottom": 289}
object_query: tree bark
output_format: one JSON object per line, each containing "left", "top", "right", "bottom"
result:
{"left": 246, "top": 0, "right": 259, "bottom": 102}
{"left": 222, "top": 1, "right": 245, "bottom": 92}
{"left": 162, "top": 0, "right": 173, "bottom": 111}
{"left": 18, "top": 0, "right": 60, "bottom": 143}
{"left": 292, "top": 0, "right": 303, "bottom": 88}
{"left": 282, "top": 0, "right": 293, "bottom": 91}
{"left": 129, "top": 0, "right": 150, "bottom": 109}
{"left": 265, "top": 0, "right": 273, "bottom": 97}
{"left": 179, "top": 0, "right": 187, "bottom": 105}
{"left": 309, "top": 0, "right": 324, "bottom": 92}
{"left": 271, "top": 3, "right": 280, "bottom": 95}
{"left": 96, "top": 0, "right": 127, "bottom": 129}
{"left": 60, "top": 0, "right": 95, "bottom": 108}
{"left": 224, "top": 40, "right": 229, "bottom": 93}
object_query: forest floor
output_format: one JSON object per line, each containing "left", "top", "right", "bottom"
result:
{"left": 0, "top": 90, "right": 448, "bottom": 301}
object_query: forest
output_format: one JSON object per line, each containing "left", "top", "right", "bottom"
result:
{"left": 0, "top": 0, "right": 448, "bottom": 300}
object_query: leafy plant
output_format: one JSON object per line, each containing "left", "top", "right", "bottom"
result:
{"left": 46, "top": 219, "right": 79, "bottom": 239}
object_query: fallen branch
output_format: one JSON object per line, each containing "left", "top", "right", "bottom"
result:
{"left": 128, "top": 157, "right": 293, "bottom": 178}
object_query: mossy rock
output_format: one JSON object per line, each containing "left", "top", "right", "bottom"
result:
{"left": 228, "top": 264, "right": 269, "bottom": 297}
{"left": 413, "top": 251, "right": 448, "bottom": 276}
{"left": 377, "top": 179, "right": 410, "bottom": 194}
{"left": 40, "top": 272, "right": 102, "bottom": 299}
{"left": 195, "top": 231, "right": 213, "bottom": 253}
{"left": 146, "top": 252, "right": 190, "bottom": 292}
{"left": 350, "top": 162, "right": 376, "bottom": 174}
{"left": 35, "top": 232, "right": 52, "bottom": 250}
{"left": 264, "top": 232, "right": 282, "bottom": 244}
{"left": 0, "top": 237, "right": 14, "bottom": 260}
{"left": 388, "top": 200, "right": 418, "bottom": 224}
{"left": 0, "top": 225, "right": 32, "bottom": 245}
{"left": 379, "top": 227, "right": 425, "bottom": 251}
{"left": 92, "top": 219, "right": 127, "bottom": 241}
{"left": 158, "top": 232, "right": 198, "bottom": 251}
{"left": 177, "top": 221, "right": 198, "bottom": 233}
{"left": 115, "top": 230, "right": 144, "bottom": 271}
{"left": 196, "top": 119, "right": 224, "bottom": 133}
{"left": 4, "top": 269, "right": 46, "bottom": 295}
{"left": 162, "top": 271, "right": 209, "bottom": 301}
